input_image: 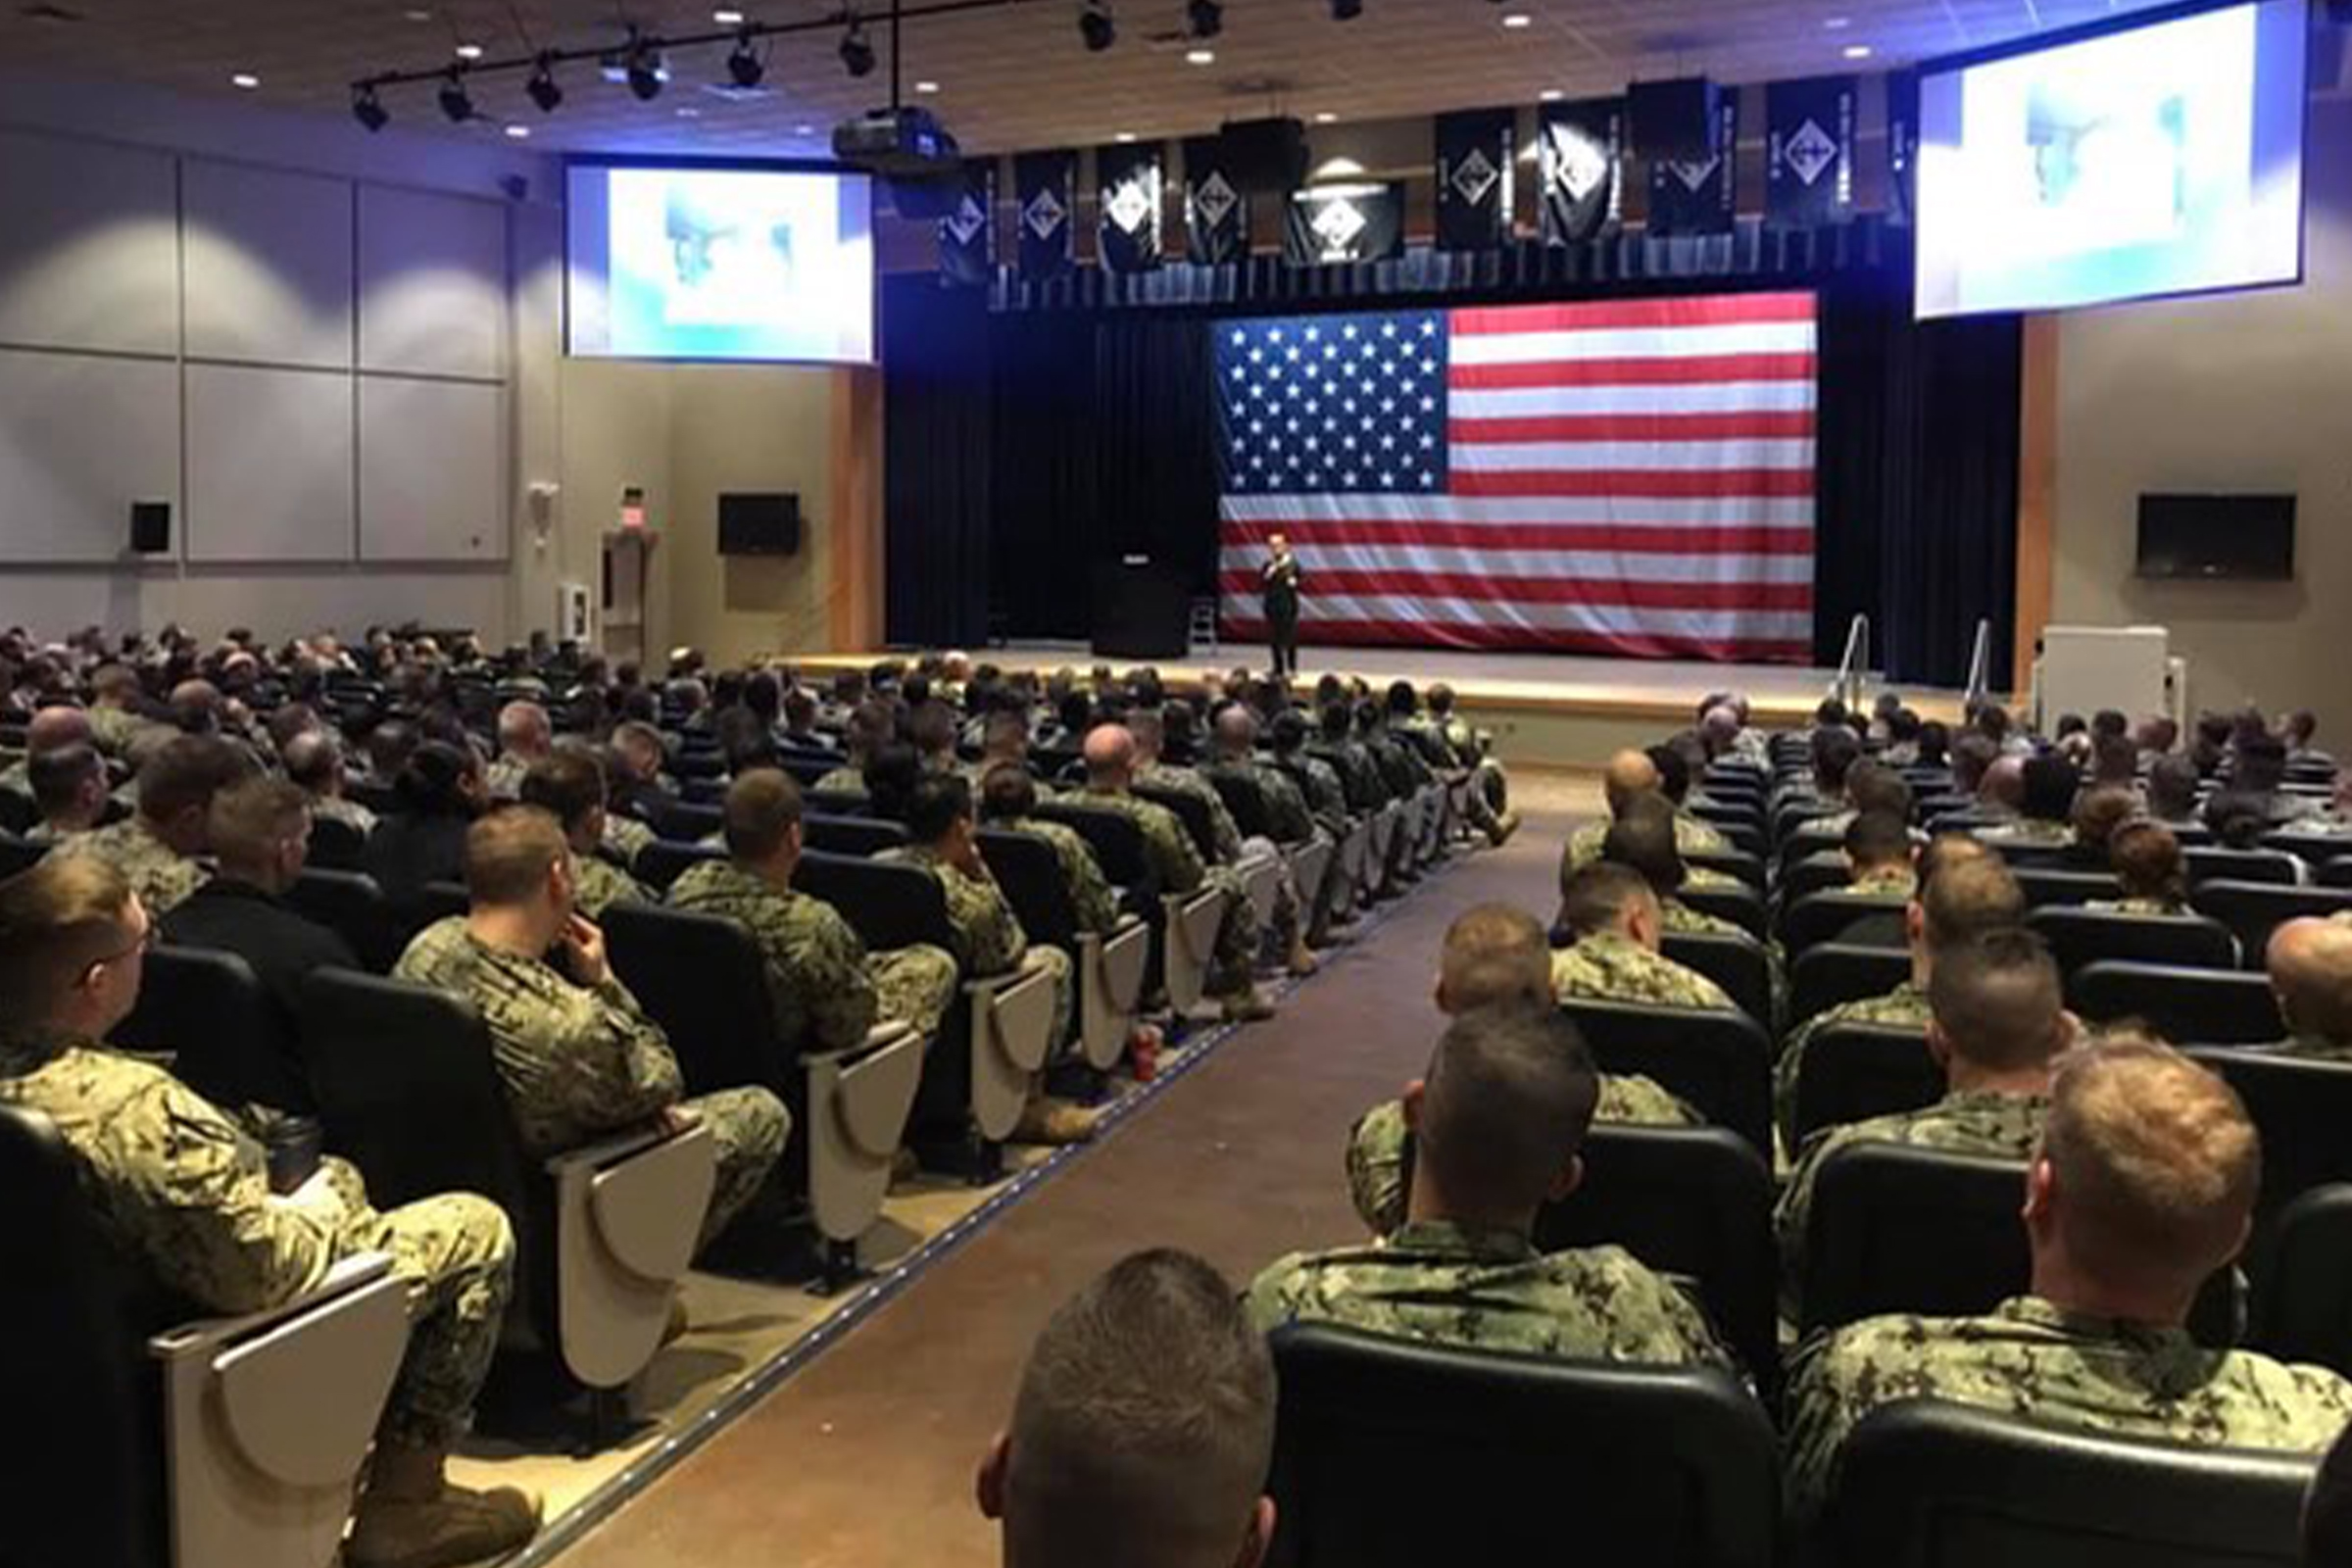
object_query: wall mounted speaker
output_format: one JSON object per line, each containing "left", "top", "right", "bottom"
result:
{"left": 129, "top": 501, "right": 172, "bottom": 556}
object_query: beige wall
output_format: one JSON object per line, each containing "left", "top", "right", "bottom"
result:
{"left": 2050, "top": 92, "right": 2352, "bottom": 741}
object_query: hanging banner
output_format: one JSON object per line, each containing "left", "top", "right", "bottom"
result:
{"left": 1886, "top": 69, "right": 1921, "bottom": 228}
{"left": 1434, "top": 107, "right": 1515, "bottom": 251}
{"left": 1538, "top": 98, "right": 1624, "bottom": 246}
{"left": 938, "top": 158, "right": 997, "bottom": 287}
{"left": 1096, "top": 140, "right": 1164, "bottom": 273}
{"left": 1183, "top": 134, "right": 1250, "bottom": 265}
{"left": 1766, "top": 75, "right": 1858, "bottom": 227}
{"left": 1014, "top": 149, "right": 1076, "bottom": 281}
{"left": 1283, "top": 182, "right": 1406, "bottom": 266}
{"left": 1646, "top": 96, "right": 1739, "bottom": 237}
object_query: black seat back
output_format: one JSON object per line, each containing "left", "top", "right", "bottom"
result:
{"left": 285, "top": 866, "right": 397, "bottom": 971}
{"left": 1803, "top": 1143, "right": 2031, "bottom": 1333}
{"left": 978, "top": 827, "right": 1079, "bottom": 951}
{"left": 115, "top": 946, "right": 307, "bottom": 1115}
{"left": 1677, "top": 882, "right": 1768, "bottom": 939}
{"left": 804, "top": 812, "right": 909, "bottom": 858}
{"left": 1783, "top": 893, "right": 1908, "bottom": 956}
{"left": 602, "top": 903, "right": 793, "bottom": 1099}
{"left": 1778, "top": 853, "right": 1852, "bottom": 906}
{"left": 1205, "top": 768, "right": 1277, "bottom": 842}
{"left": 2071, "top": 961, "right": 2283, "bottom": 1044}
{"left": 1687, "top": 845, "right": 1766, "bottom": 891}
{"left": 653, "top": 798, "right": 725, "bottom": 843}
{"left": 1535, "top": 1124, "right": 1778, "bottom": 1394}
{"left": 792, "top": 848, "right": 957, "bottom": 955}
{"left": 1265, "top": 1323, "right": 1776, "bottom": 1568}
{"left": 2012, "top": 867, "right": 2125, "bottom": 908}
{"left": 0, "top": 829, "right": 46, "bottom": 879}
{"left": 1790, "top": 944, "right": 1913, "bottom": 1025}
{"left": 2185, "top": 847, "right": 2303, "bottom": 887}
{"left": 1560, "top": 999, "right": 1772, "bottom": 1156}
{"left": 1790, "top": 1022, "right": 1940, "bottom": 1146}
{"left": 1822, "top": 1398, "right": 2313, "bottom": 1568}
{"left": 1031, "top": 800, "right": 1159, "bottom": 905}
{"left": 2250, "top": 1183, "right": 2352, "bottom": 1378}
{"left": 2195, "top": 881, "right": 2352, "bottom": 970}
{"left": 1131, "top": 779, "right": 1220, "bottom": 862}
{"left": 2185, "top": 1048, "right": 2352, "bottom": 1225}
{"left": 306, "top": 814, "right": 368, "bottom": 872}
{"left": 637, "top": 839, "right": 724, "bottom": 893}
{"left": 2028, "top": 907, "right": 2239, "bottom": 973}
{"left": 1662, "top": 930, "right": 1772, "bottom": 1025}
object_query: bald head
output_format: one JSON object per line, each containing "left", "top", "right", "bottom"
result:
{"left": 1083, "top": 724, "right": 1137, "bottom": 785}
{"left": 1601, "top": 749, "right": 1661, "bottom": 815}
{"left": 25, "top": 706, "right": 92, "bottom": 755}
{"left": 497, "top": 701, "right": 553, "bottom": 760}
{"left": 2270, "top": 917, "right": 2352, "bottom": 1046}
{"left": 1212, "top": 705, "right": 1256, "bottom": 759}
{"left": 1982, "top": 755, "right": 2027, "bottom": 809}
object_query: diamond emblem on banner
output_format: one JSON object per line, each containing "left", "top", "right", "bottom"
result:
{"left": 1667, "top": 155, "right": 1719, "bottom": 192}
{"left": 1310, "top": 197, "right": 1367, "bottom": 251}
{"left": 1449, "top": 147, "right": 1499, "bottom": 208}
{"left": 945, "top": 194, "right": 987, "bottom": 245}
{"left": 1104, "top": 178, "right": 1152, "bottom": 234}
{"left": 1549, "top": 127, "right": 1608, "bottom": 201}
{"left": 1022, "top": 185, "right": 1068, "bottom": 240}
{"left": 1786, "top": 118, "right": 1838, "bottom": 186}
{"left": 1193, "top": 171, "right": 1239, "bottom": 229}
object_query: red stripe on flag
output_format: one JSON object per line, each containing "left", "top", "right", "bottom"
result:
{"left": 1449, "top": 353, "right": 1817, "bottom": 390}
{"left": 1450, "top": 468, "right": 1816, "bottom": 500}
{"left": 1451, "top": 292, "right": 1817, "bottom": 335}
{"left": 1220, "top": 613, "right": 1814, "bottom": 663}
{"left": 1449, "top": 411, "right": 1817, "bottom": 444}
{"left": 1218, "top": 517, "right": 1815, "bottom": 555}
{"left": 1216, "top": 570, "right": 1811, "bottom": 612}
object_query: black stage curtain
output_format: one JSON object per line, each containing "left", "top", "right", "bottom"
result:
{"left": 887, "top": 267, "right": 2018, "bottom": 687}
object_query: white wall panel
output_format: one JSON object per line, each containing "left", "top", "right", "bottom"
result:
{"left": 360, "top": 376, "right": 507, "bottom": 562}
{"left": 185, "top": 364, "right": 355, "bottom": 563}
{"left": 183, "top": 161, "right": 354, "bottom": 368}
{"left": 0, "top": 348, "right": 179, "bottom": 563}
{"left": 358, "top": 185, "right": 508, "bottom": 380}
{"left": 0, "top": 131, "right": 179, "bottom": 355}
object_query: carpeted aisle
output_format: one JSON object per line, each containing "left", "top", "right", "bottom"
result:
{"left": 551, "top": 774, "right": 1594, "bottom": 1568}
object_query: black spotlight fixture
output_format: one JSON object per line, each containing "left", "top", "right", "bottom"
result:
{"left": 624, "top": 35, "right": 666, "bottom": 101}
{"left": 839, "top": 16, "right": 876, "bottom": 76}
{"left": 1079, "top": 0, "right": 1116, "bottom": 51}
{"left": 727, "top": 31, "right": 765, "bottom": 88}
{"left": 436, "top": 69, "right": 473, "bottom": 122}
{"left": 1330, "top": 0, "right": 1362, "bottom": 17}
{"left": 352, "top": 84, "right": 390, "bottom": 132}
{"left": 526, "top": 53, "right": 564, "bottom": 113}
{"left": 1188, "top": 0, "right": 1223, "bottom": 37}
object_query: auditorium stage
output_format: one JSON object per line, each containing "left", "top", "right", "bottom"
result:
{"left": 792, "top": 642, "right": 1972, "bottom": 770}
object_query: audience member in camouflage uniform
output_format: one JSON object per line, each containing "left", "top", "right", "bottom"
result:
{"left": 1974, "top": 754, "right": 2081, "bottom": 848}
{"left": 518, "top": 749, "right": 651, "bottom": 918}
{"left": 1777, "top": 928, "right": 2070, "bottom": 1322}
{"left": 667, "top": 769, "right": 956, "bottom": 1053}
{"left": 1417, "top": 682, "right": 1520, "bottom": 845}
{"left": 2266, "top": 916, "right": 2352, "bottom": 1059}
{"left": 1775, "top": 847, "right": 2024, "bottom": 1149}
{"left": 0, "top": 857, "right": 540, "bottom": 1568}
{"left": 485, "top": 700, "right": 555, "bottom": 802}
{"left": 1346, "top": 904, "right": 1701, "bottom": 1237}
{"left": 977, "top": 763, "right": 1118, "bottom": 934}
{"left": 1251, "top": 1004, "right": 1732, "bottom": 1369}
{"left": 62, "top": 733, "right": 253, "bottom": 916}
{"left": 1785, "top": 1038, "right": 2352, "bottom": 1522}
{"left": 810, "top": 700, "right": 894, "bottom": 799}
{"left": 24, "top": 743, "right": 109, "bottom": 844}
{"left": 1069, "top": 724, "right": 1273, "bottom": 1022}
{"left": 1560, "top": 749, "right": 1730, "bottom": 894}
{"left": 1203, "top": 704, "right": 1345, "bottom": 946}
{"left": 85, "top": 662, "right": 150, "bottom": 757}
{"left": 1552, "top": 860, "right": 1739, "bottom": 1012}
{"left": 2084, "top": 819, "right": 2193, "bottom": 918}
{"left": 282, "top": 728, "right": 378, "bottom": 837}
{"left": 1133, "top": 707, "right": 1315, "bottom": 976}
{"left": 394, "top": 808, "right": 786, "bottom": 1255}
{"left": 0, "top": 705, "right": 96, "bottom": 804}
{"left": 1843, "top": 808, "right": 1919, "bottom": 901}
{"left": 1600, "top": 796, "right": 1756, "bottom": 942}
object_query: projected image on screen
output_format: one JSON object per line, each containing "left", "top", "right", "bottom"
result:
{"left": 567, "top": 164, "right": 875, "bottom": 363}
{"left": 1916, "top": 0, "right": 2305, "bottom": 318}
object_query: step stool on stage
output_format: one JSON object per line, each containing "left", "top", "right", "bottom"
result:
{"left": 1188, "top": 599, "right": 1220, "bottom": 657}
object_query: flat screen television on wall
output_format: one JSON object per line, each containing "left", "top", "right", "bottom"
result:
{"left": 2135, "top": 492, "right": 2295, "bottom": 580}
{"left": 1914, "top": 0, "right": 2308, "bottom": 319}
{"left": 565, "top": 159, "right": 875, "bottom": 365}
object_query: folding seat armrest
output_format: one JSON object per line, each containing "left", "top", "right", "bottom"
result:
{"left": 148, "top": 1251, "right": 398, "bottom": 1358}
{"left": 542, "top": 1121, "right": 677, "bottom": 1177}
{"left": 548, "top": 1122, "right": 717, "bottom": 1389}
{"left": 804, "top": 1019, "right": 918, "bottom": 1069}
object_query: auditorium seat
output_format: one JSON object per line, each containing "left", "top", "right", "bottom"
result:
{"left": 1789, "top": 1022, "right": 1940, "bottom": 1146}
{"left": 1028, "top": 800, "right": 1160, "bottom": 914}
{"left": 1685, "top": 848, "right": 1766, "bottom": 896}
{"left": 2183, "top": 846, "right": 2303, "bottom": 888}
{"left": 305, "top": 813, "right": 368, "bottom": 872}
{"left": 1781, "top": 892, "right": 1907, "bottom": 956}
{"left": 979, "top": 827, "right": 1151, "bottom": 1073}
{"left": 1560, "top": 999, "right": 1772, "bottom": 1156}
{"left": 2249, "top": 1184, "right": 2352, "bottom": 1379}
{"left": 1264, "top": 1323, "right": 1776, "bottom": 1568}
{"left": 1789, "top": 944, "right": 1912, "bottom": 1026}
{"left": 1800, "top": 1144, "right": 2030, "bottom": 1333}
{"left": 1777, "top": 853, "right": 1853, "bottom": 906}
{"left": 803, "top": 812, "right": 909, "bottom": 858}
{"left": 1534, "top": 1123, "right": 1778, "bottom": 1395}
{"left": 635, "top": 839, "right": 724, "bottom": 893}
{"left": 2319, "top": 856, "right": 2352, "bottom": 889}
{"left": 2194, "top": 881, "right": 2352, "bottom": 970}
{"left": 2069, "top": 960, "right": 2284, "bottom": 1045}
{"left": 654, "top": 799, "right": 725, "bottom": 844}
{"left": 600, "top": 903, "right": 924, "bottom": 1286}
{"left": 1131, "top": 780, "right": 1220, "bottom": 865}
{"left": 2026, "top": 906, "right": 2239, "bottom": 973}
{"left": 1677, "top": 880, "right": 1768, "bottom": 939}
{"left": 0, "top": 828, "right": 47, "bottom": 880}
{"left": 2182, "top": 1048, "right": 2352, "bottom": 1225}
{"left": 114, "top": 945, "right": 310, "bottom": 1116}
{"left": 1817, "top": 1400, "right": 2313, "bottom": 1568}
{"left": 2011, "top": 867, "right": 2124, "bottom": 908}
{"left": 1690, "top": 809, "right": 1766, "bottom": 861}
{"left": 1774, "top": 824, "right": 1844, "bottom": 874}
{"left": 295, "top": 969, "right": 716, "bottom": 1430}
{"left": 0, "top": 1102, "right": 411, "bottom": 1568}
{"left": 1662, "top": 930, "right": 1772, "bottom": 1026}
{"left": 680, "top": 776, "right": 730, "bottom": 806}
{"left": 285, "top": 866, "right": 398, "bottom": 971}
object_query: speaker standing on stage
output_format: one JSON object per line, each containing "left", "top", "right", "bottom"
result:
{"left": 1261, "top": 533, "right": 1303, "bottom": 678}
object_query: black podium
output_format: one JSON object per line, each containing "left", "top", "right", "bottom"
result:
{"left": 1091, "top": 555, "right": 1192, "bottom": 661}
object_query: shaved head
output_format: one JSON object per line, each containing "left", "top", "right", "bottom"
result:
{"left": 1212, "top": 705, "right": 1256, "bottom": 757}
{"left": 1983, "top": 755, "right": 2027, "bottom": 808}
{"left": 2270, "top": 917, "right": 2352, "bottom": 1045}
{"left": 1083, "top": 724, "right": 1137, "bottom": 782}
{"left": 25, "top": 706, "right": 92, "bottom": 754}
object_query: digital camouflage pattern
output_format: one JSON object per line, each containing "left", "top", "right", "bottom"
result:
{"left": 59, "top": 816, "right": 207, "bottom": 916}
{"left": 311, "top": 794, "right": 378, "bottom": 837}
{"left": 87, "top": 706, "right": 146, "bottom": 758}
{"left": 995, "top": 815, "right": 1118, "bottom": 934}
{"left": 885, "top": 843, "right": 1072, "bottom": 1048}
{"left": 1246, "top": 1217, "right": 1732, "bottom": 1369}
{"left": 1560, "top": 811, "right": 1732, "bottom": 892}
{"left": 482, "top": 757, "right": 528, "bottom": 802}
{"left": 393, "top": 918, "right": 786, "bottom": 1250}
{"left": 1066, "top": 787, "right": 1261, "bottom": 995}
{"left": 1775, "top": 1090, "right": 2049, "bottom": 1321}
{"left": 1659, "top": 896, "right": 1749, "bottom": 941}
{"left": 1975, "top": 818, "right": 2076, "bottom": 847}
{"left": 572, "top": 854, "right": 652, "bottom": 919}
{"left": 810, "top": 765, "right": 867, "bottom": 798}
{"left": 1784, "top": 1295, "right": 2352, "bottom": 1521}
{"left": 1138, "top": 760, "right": 1247, "bottom": 864}
{"left": 1551, "top": 931, "right": 1737, "bottom": 1012}
{"left": 0, "top": 1034, "right": 513, "bottom": 1447}
{"left": 664, "top": 858, "right": 956, "bottom": 1050}
{"left": 1774, "top": 980, "right": 1932, "bottom": 1150}
{"left": 1850, "top": 864, "right": 1919, "bottom": 901}
{"left": 2084, "top": 896, "right": 2193, "bottom": 917}
{"left": 602, "top": 812, "right": 655, "bottom": 868}
{"left": 1345, "top": 1085, "right": 1703, "bottom": 1238}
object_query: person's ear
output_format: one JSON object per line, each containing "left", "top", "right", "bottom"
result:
{"left": 1904, "top": 903, "right": 1926, "bottom": 948}
{"left": 1546, "top": 1152, "right": 1585, "bottom": 1203}
{"left": 1235, "top": 1496, "right": 1278, "bottom": 1568}
{"left": 2023, "top": 1154, "right": 2057, "bottom": 1232}
{"left": 974, "top": 1432, "right": 1010, "bottom": 1523}
{"left": 1432, "top": 973, "right": 1451, "bottom": 1014}
{"left": 1925, "top": 1019, "right": 1954, "bottom": 1070}
{"left": 1399, "top": 1079, "right": 1427, "bottom": 1131}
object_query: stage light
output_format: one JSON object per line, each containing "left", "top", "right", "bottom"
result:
{"left": 727, "top": 32, "right": 765, "bottom": 88}
{"left": 526, "top": 54, "right": 564, "bottom": 112}
{"left": 1079, "top": 0, "right": 1116, "bottom": 52}
{"left": 503, "top": 123, "right": 530, "bottom": 138}
{"left": 1186, "top": 47, "right": 1215, "bottom": 64}
{"left": 437, "top": 69, "right": 472, "bottom": 122}
{"left": 1841, "top": 42, "right": 1872, "bottom": 58}
{"left": 840, "top": 17, "right": 876, "bottom": 76}
{"left": 713, "top": 7, "right": 746, "bottom": 21}
{"left": 1330, "top": 0, "right": 1362, "bottom": 19}
{"left": 353, "top": 84, "right": 390, "bottom": 131}
{"left": 454, "top": 41, "right": 483, "bottom": 60}
{"left": 1188, "top": 0, "right": 1223, "bottom": 38}
{"left": 625, "top": 36, "right": 667, "bottom": 100}
{"left": 230, "top": 72, "right": 260, "bottom": 89}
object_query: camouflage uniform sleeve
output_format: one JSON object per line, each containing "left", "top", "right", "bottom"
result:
{"left": 1774, "top": 1123, "right": 1858, "bottom": 1322}
{"left": 1782, "top": 1319, "right": 1918, "bottom": 1524}
{"left": 1595, "top": 1073, "right": 1704, "bottom": 1126}
{"left": 1054, "top": 829, "right": 1120, "bottom": 934}
{"left": 1203, "top": 788, "right": 1246, "bottom": 863}
{"left": 1143, "top": 805, "right": 1207, "bottom": 894}
{"left": 1241, "top": 1253, "right": 1319, "bottom": 1335}
{"left": 798, "top": 901, "right": 882, "bottom": 1052}
{"left": 1345, "top": 1099, "right": 1410, "bottom": 1237}
{"left": 1584, "top": 1247, "right": 1738, "bottom": 1370}
{"left": 563, "top": 973, "right": 687, "bottom": 1133}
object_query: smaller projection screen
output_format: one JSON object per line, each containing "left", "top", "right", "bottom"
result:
{"left": 566, "top": 162, "right": 875, "bottom": 364}
{"left": 1915, "top": 0, "right": 2308, "bottom": 319}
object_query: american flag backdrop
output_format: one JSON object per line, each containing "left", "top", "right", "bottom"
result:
{"left": 1215, "top": 292, "right": 1819, "bottom": 663}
